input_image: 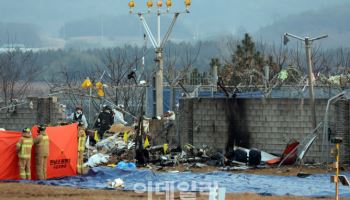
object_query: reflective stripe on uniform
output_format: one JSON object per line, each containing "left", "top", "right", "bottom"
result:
{"left": 19, "top": 138, "right": 33, "bottom": 158}
{"left": 35, "top": 134, "right": 49, "bottom": 157}
{"left": 78, "top": 137, "right": 86, "bottom": 151}
{"left": 78, "top": 130, "right": 86, "bottom": 151}
{"left": 43, "top": 135, "right": 49, "bottom": 143}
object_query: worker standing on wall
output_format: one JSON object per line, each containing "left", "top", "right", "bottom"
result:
{"left": 77, "top": 121, "right": 86, "bottom": 174}
{"left": 68, "top": 105, "right": 88, "bottom": 129}
{"left": 16, "top": 128, "right": 33, "bottom": 180}
{"left": 34, "top": 124, "right": 49, "bottom": 180}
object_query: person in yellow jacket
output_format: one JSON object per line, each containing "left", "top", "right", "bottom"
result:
{"left": 77, "top": 121, "right": 86, "bottom": 174}
{"left": 34, "top": 124, "right": 49, "bottom": 180}
{"left": 16, "top": 128, "right": 33, "bottom": 180}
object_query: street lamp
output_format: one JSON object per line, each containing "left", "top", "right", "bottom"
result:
{"left": 284, "top": 33, "right": 328, "bottom": 129}
{"left": 128, "top": 0, "right": 191, "bottom": 117}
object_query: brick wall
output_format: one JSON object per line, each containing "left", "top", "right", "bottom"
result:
{"left": 0, "top": 97, "right": 65, "bottom": 131}
{"left": 179, "top": 97, "right": 349, "bottom": 163}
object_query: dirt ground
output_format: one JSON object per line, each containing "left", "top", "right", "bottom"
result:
{"left": 0, "top": 165, "right": 344, "bottom": 200}
{"left": 149, "top": 163, "right": 335, "bottom": 176}
{"left": 0, "top": 183, "right": 341, "bottom": 200}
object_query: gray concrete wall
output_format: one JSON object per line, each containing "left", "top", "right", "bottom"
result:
{"left": 0, "top": 97, "right": 65, "bottom": 131}
{"left": 179, "top": 98, "right": 349, "bottom": 163}
{"left": 149, "top": 119, "right": 177, "bottom": 146}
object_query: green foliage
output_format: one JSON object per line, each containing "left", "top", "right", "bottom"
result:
{"left": 219, "top": 33, "right": 279, "bottom": 86}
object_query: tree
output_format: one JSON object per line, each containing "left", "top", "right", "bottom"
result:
{"left": 217, "top": 33, "right": 307, "bottom": 97}
{"left": 163, "top": 41, "right": 202, "bottom": 87}
{"left": 163, "top": 41, "right": 201, "bottom": 105}
{"left": 230, "top": 33, "right": 274, "bottom": 86}
{"left": 0, "top": 49, "right": 41, "bottom": 106}
{"left": 97, "top": 46, "right": 146, "bottom": 116}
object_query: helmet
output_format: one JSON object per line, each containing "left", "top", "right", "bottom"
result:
{"left": 22, "top": 127, "right": 31, "bottom": 133}
{"left": 103, "top": 105, "right": 111, "bottom": 111}
{"left": 38, "top": 124, "right": 46, "bottom": 132}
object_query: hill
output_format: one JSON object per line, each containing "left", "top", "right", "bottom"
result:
{"left": 256, "top": 3, "right": 350, "bottom": 48}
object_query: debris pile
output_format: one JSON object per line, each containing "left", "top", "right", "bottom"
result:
{"left": 84, "top": 132, "right": 135, "bottom": 168}
{"left": 82, "top": 128, "right": 296, "bottom": 173}
{"left": 82, "top": 111, "right": 302, "bottom": 173}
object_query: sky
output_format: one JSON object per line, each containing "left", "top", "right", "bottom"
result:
{"left": 0, "top": 0, "right": 346, "bottom": 32}
{"left": 0, "top": 0, "right": 348, "bottom": 46}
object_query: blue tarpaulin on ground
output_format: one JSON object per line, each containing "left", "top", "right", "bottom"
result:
{"left": 7, "top": 167, "right": 350, "bottom": 197}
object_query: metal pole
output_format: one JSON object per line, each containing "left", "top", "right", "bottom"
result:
{"left": 169, "top": 85, "right": 173, "bottom": 111}
{"left": 169, "top": 69, "right": 174, "bottom": 111}
{"left": 157, "top": 12, "right": 161, "bottom": 45}
{"left": 335, "top": 143, "right": 340, "bottom": 200}
{"left": 155, "top": 48, "right": 163, "bottom": 116}
{"left": 88, "top": 87, "right": 92, "bottom": 126}
{"left": 172, "top": 87, "right": 176, "bottom": 111}
{"left": 322, "top": 92, "right": 346, "bottom": 163}
{"left": 285, "top": 33, "right": 327, "bottom": 129}
{"left": 135, "top": 10, "right": 185, "bottom": 118}
{"left": 305, "top": 38, "right": 316, "bottom": 129}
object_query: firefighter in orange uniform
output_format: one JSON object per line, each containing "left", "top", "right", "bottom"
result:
{"left": 34, "top": 124, "right": 49, "bottom": 180}
{"left": 16, "top": 128, "right": 33, "bottom": 180}
{"left": 77, "top": 121, "right": 86, "bottom": 174}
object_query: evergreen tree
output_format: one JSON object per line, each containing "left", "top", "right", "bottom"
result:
{"left": 221, "top": 33, "right": 278, "bottom": 87}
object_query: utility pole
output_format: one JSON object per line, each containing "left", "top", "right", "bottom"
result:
{"left": 128, "top": 0, "right": 191, "bottom": 117}
{"left": 284, "top": 33, "right": 328, "bottom": 129}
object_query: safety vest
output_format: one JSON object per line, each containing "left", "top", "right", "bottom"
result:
{"left": 35, "top": 133, "right": 49, "bottom": 157}
{"left": 18, "top": 137, "right": 33, "bottom": 159}
{"left": 78, "top": 129, "right": 86, "bottom": 152}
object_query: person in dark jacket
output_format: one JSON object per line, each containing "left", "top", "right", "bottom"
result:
{"left": 68, "top": 105, "right": 88, "bottom": 129}
{"left": 94, "top": 105, "right": 114, "bottom": 140}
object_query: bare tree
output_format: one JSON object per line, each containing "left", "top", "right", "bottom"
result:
{"left": 163, "top": 44, "right": 179, "bottom": 87}
{"left": 0, "top": 49, "right": 41, "bottom": 106}
{"left": 97, "top": 46, "right": 146, "bottom": 116}
{"left": 163, "top": 41, "right": 202, "bottom": 87}
{"left": 288, "top": 43, "right": 304, "bottom": 72}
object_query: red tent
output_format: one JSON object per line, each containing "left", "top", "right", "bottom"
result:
{"left": 0, "top": 123, "right": 78, "bottom": 180}
{"left": 0, "top": 130, "right": 22, "bottom": 180}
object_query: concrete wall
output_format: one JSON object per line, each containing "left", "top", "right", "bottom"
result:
{"left": 179, "top": 98, "right": 349, "bottom": 163}
{"left": 149, "top": 119, "right": 177, "bottom": 146}
{"left": 0, "top": 97, "right": 65, "bottom": 131}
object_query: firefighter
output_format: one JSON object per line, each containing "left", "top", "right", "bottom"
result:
{"left": 77, "top": 121, "right": 86, "bottom": 174}
{"left": 16, "top": 128, "right": 33, "bottom": 180}
{"left": 34, "top": 124, "right": 49, "bottom": 180}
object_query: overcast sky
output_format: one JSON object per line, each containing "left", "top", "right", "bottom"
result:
{"left": 0, "top": 1, "right": 345, "bottom": 31}
{"left": 0, "top": 0, "right": 347, "bottom": 40}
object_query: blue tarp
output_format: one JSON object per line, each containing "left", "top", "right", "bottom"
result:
{"left": 8, "top": 167, "right": 350, "bottom": 197}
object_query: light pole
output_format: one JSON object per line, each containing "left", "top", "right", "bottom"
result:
{"left": 128, "top": 0, "right": 191, "bottom": 117}
{"left": 284, "top": 33, "right": 328, "bottom": 129}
